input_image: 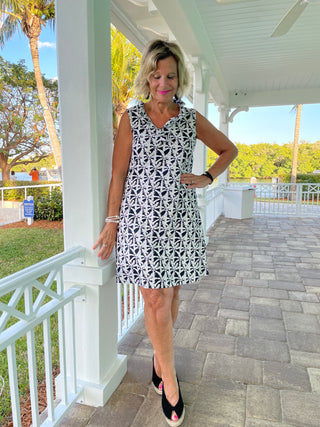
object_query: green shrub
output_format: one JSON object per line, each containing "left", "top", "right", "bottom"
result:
{"left": 297, "top": 174, "right": 320, "bottom": 184}
{"left": 34, "top": 188, "right": 63, "bottom": 221}
{"left": 282, "top": 174, "right": 320, "bottom": 184}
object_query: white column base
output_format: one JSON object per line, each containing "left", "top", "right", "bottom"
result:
{"left": 78, "top": 354, "right": 127, "bottom": 406}
{"left": 56, "top": 354, "right": 127, "bottom": 407}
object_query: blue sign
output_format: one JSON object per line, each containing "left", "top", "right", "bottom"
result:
{"left": 24, "top": 200, "right": 34, "bottom": 218}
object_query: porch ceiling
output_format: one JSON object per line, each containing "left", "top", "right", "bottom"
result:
{"left": 111, "top": 0, "right": 320, "bottom": 108}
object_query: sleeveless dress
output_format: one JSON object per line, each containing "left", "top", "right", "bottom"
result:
{"left": 116, "top": 100, "right": 208, "bottom": 289}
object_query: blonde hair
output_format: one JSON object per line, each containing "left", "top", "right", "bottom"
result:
{"left": 134, "top": 39, "right": 190, "bottom": 99}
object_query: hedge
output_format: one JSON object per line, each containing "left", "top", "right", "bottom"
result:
{"left": 282, "top": 174, "right": 320, "bottom": 184}
{"left": 33, "top": 187, "right": 63, "bottom": 221}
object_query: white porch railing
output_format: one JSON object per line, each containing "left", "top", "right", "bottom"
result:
{"left": 117, "top": 283, "right": 144, "bottom": 341}
{"left": 0, "top": 246, "right": 85, "bottom": 427}
{"left": 205, "top": 184, "right": 224, "bottom": 231}
{"left": 253, "top": 183, "right": 320, "bottom": 216}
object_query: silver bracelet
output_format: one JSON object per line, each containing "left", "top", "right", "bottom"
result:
{"left": 105, "top": 215, "right": 120, "bottom": 224}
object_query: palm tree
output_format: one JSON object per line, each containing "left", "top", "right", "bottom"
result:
{"left": 291, "top": 104, "right": 302, "bottom": 185}
{"left": 0, "top": 0, "right": 62, "bottom": 178}
{"left": 111, "top": 26, "right": 141, "bottom": 137}
{"left": 290, "top": 104, "right": 302, "bottom": 201}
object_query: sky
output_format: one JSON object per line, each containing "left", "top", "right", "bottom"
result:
{"left": 1, "top": 25, "right": 319, "bottom": 146}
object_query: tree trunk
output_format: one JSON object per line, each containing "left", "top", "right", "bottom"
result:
{"left": 0, "top": 158, "right": 10, "bottom": 181}
{"left": 29, "top": 36, "right": 62, "bottom": 180}
{"left": 290, "top": 104, "right": 302, "bottom": 201}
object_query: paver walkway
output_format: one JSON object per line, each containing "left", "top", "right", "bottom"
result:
{"left": 61, "top": 216, "right": 320, "bottom": 427}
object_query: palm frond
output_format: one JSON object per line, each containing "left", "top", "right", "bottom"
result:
{"left": 111, "top": 27, "right": 141, "bottom": 108}
{"left": 0, "top": 1, "right": 21, "bottom": 11}
{"left": 0, "top": 13, "right": 19, "bottom": 46}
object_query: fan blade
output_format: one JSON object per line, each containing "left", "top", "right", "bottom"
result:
{"left": 271, "top": 0, "right": 308, "bottom": 37}
{"left": 216, "top": 0, "right": 256, "bottom": 3}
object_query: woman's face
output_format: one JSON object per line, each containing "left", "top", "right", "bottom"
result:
{"left": 148, "top": 56, "right": 179, "bottom": 102}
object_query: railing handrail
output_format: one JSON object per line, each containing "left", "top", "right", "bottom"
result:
{"left": 0, "top": 183, "right": 63, "bottom": 208}
{"left": 228, "top": 182, "right": 320, "bottom": 187}
{"left": 0, "top": 183, "right": 62, "bottom": 191}
{"left": 0, "top": 286, "right": 82, "bottom": 352}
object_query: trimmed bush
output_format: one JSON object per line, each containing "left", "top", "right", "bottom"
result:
{"left": 282, "top": 174, "right": 320, "bottom": 184}
{"left": 34, "top": 188, "right": 63, "bottom": 221}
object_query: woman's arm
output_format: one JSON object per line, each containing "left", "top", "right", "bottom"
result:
{"left": 93, "top": 111, "right": 132, "bottom": 260}
{"left": 180, "top": 111, "right": 238, "bottom": 188}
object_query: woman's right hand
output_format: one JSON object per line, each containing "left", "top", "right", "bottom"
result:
{"left": 93, "top": 222, "right": 118, "bottom": 260}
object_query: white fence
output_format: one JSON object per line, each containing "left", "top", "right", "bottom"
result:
{"left": 0, "top": 247, "right": 85, "bottom": 427}
{"left": 0, "top": 184, "right": 62, "bottom": 208}
{"left": 253, "top": 183, "right": 320, "bottom": 216}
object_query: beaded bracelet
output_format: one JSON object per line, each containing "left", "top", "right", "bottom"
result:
{"left": 202, "top": 171, "right": 214, "bottom": 183}
{"left": 105, "top": 215, "right": 120, "bottom": 224}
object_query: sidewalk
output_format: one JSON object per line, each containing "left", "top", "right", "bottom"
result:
{"left": 61, "top": 216, "right": 320, "bottom": 427}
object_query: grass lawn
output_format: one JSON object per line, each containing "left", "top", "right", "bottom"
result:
{"left": 0, "top": 227, "right": 64, "bottom": 424}
{"left": 0, "top": 228, "right": 64, "bottom": 278}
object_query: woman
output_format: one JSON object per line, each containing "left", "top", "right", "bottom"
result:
{"left": 94, "top": 39, "right": 237, "bottom": 426}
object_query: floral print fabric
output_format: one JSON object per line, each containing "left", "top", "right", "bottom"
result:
{"left": 116, "top": 100, "right": 208, "bottom": 289}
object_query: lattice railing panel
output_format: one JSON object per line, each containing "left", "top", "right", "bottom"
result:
{"left": 0, "top": 271, "right": 63, "bottom": 336}
{"left": 0, "top": 247, "right": 85, "bottom": 426}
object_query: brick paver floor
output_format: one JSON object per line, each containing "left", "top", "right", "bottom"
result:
{"left": 62, "top": 216, "right": 320, "bottom": 427}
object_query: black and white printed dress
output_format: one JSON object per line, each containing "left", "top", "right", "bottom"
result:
{"left": 116, "top": 100, "right": 208, "bottom": 289}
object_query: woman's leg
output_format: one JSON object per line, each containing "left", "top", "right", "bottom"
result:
{"left": 171, "top": 285, "right": 180, "bottom": 326}
{"left": 153, "top": 285, "right": 180, "bottom": 378}
{"left": 140, "top": 286, "right": 181, "bottom": 413}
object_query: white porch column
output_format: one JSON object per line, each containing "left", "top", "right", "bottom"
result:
{"left": 192, "top": 59, "right": 209, "bottom": 236}
{"left": 217, "top": 106, "right": 249, "bottom": 185}
{"left": 192, "top": 59, "right": 209, "bottom": 174}
{"left": 56, "top": 0, "right": 126, "bottom": 407}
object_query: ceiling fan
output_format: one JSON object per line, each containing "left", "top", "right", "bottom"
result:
{"left": 216, "top": 0, "right": 320, "bottom": 37}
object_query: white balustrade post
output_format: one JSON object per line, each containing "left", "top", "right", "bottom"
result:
{"left": 56, "top": 0, "right": 126, "bottom": 407}
{"left": 296, "top": 184, "right": 302, "bottom": 216}
{"left": 192, "top": 59, "right": 209, "bottom": 236}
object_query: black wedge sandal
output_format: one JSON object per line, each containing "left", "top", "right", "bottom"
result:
{"left": 162, "top": 378, "right": 185, "bottom": 427}
{"left": 152, "top": 355, "right": 163, "bottom": 395}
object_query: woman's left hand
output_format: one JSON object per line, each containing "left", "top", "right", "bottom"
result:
{"left": 93, "top": 222, "right": 118, "bottom": 260}
{"left": 180, "top": 173, "right": 212, "bottom": 189}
